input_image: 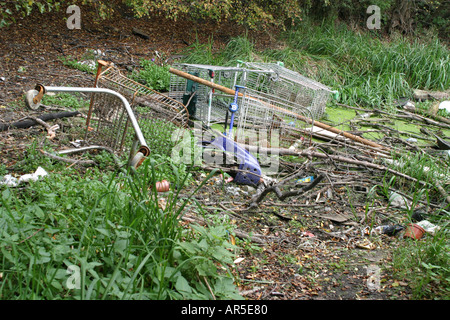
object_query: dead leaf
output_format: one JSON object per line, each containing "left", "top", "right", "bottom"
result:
{"left": 158, "top": 198, "right": 166, "bottom": 210}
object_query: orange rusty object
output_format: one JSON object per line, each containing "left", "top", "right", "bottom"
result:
{"left": 155, "top": 180, "right": 170, "bottom": 192}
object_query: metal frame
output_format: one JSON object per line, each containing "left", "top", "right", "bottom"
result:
{"left": 27, "top": 83, "right": 150, "bottom": 167}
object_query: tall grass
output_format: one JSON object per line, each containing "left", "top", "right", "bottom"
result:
{"left": 270, "top": 20, "right": 449, "bottom": 108}
{"left": 181, "top": 35, "right": 256, "bottom": 66}
{"left": 180, "top": 21, "right": 448, "bottom": 109}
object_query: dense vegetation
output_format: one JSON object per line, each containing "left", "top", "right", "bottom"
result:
{"left": 133, "top": 22, "right": 449, "bottom": 109}
{"left": 1, "top": 0, "right": 449, "bottom": 36}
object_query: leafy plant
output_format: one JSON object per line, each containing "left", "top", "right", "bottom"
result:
{"left": 130, "top": 60, "right": 171, "bottom": 92}
{"left": 126, "top": 0, "right": 302, "bottom": 30}
{"left": 0, "top": 154, "right": 240, "bottom": 300}
{"left": 40, "top": 92, "right": 90, "bottom": 110}
{"left": 0, "top": 0, "right": 62, "bottom": 28}
{"left": 59, "top": 56, "right": 96, "bottom": 74}
{"left": 271, "top": 20, "right": 449, "bottom": 108}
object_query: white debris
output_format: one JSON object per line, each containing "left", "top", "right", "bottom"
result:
{"left": 79, "top": 60, "right": 96, "bottom": 69}
{"left": 70, "top": 139, "right": 84, "bottom": 148}
{"left": 0, "top": 175, "right": 19, "bottom": 187}
{"left": 0, "top": 167, "right": 48, "bottom": 187}
{"left": 416, "top": 220, "right": 441, "bottom": 236}
{"left": 438, "top": 100, "right": 450, "bottom": 113}
{"left": 389, "top": 191, "right": 412, "bottom": 209}
{"left": 93, "top": 49, "right": 105, "bottom": 57}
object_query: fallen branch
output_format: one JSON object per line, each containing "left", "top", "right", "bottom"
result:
{"left": 250, "top": 174, "right": 325, "bottom": 207}
{"left": 40, "top": 150, "right": 97, "bottom": 167}
{"left": 0, "top": 111, "right": 80, "bottom": 132}
{"left": 26, "top": 116, "right": 59, "bottom": 140}
{"left": 233, "top": 229, "right": 267, "bottom": 244}
{"left": 132, "top": 27, "right": 149, "bottom": 40}
{"left": 413, "top": 89, "right": 450, "bottom": 101}
{"left": 242, "top": 145, "right": 450, "bottom": 205}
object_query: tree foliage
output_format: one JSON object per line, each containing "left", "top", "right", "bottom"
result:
{"left": 125, "top": 0, "right": 303, "bottom": 30}
{"left": 0, "top": 0, "right": 448, "bottom": 35}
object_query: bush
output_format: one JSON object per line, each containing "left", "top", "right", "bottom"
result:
{"left": 126, "top": 0, "right": 302, "bottom": 30}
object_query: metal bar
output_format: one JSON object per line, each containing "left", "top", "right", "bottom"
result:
{"left": 85, "top": 60, "right": 109, "bottom": 136}
{"left": 41, "top": 86, "right": 149, "bottom": 152}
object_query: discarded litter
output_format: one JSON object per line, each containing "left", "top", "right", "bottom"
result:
{"left": 403, "top": 223, "right": 426, "bottom": 240}
{"left": 70, "top": 139, "right": 84, "bottom": 148}
{"left": 225, "top": 185, "right": 248, "bottom": 197}
{"left": 0, "top": 175, "right": 19, "bottom": 187}
{"left": 296, "top": 176, "right": 314, "bottom": 184}
{"left": 439, "top": 100, "right": 450, "bottom": 113}
{"left": 288, "top": 138, "right": 304, "bottom": 151}
{"left": 301, "top": 231, "right": 315, "bottom": 238}
{"left": 411, "top": 208, "right": 426, "bottom": 222}
{"left": 389, "top": 191, "right": 411, "bottom": 209}
{"left": 233, "top": 257, "right": 245, "bottom": 264}
{"left": 355, "top": 238, "right": 376, "bottom": 250}
{"left": 0, "top": 167, "right": 48, "bottom": 187}
{"left": 405, "top": 137, "right": 417, "bottom": 143}
{"left": 374, "top": 224, "right": 404, "bottom": 236}
{"left": 154, "top": 179, "right": 170, "bottom": 193}
{"left": 416, "top": 220, "right": 440, "bottom": 236}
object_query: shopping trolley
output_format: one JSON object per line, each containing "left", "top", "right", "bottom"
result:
{"left": 25, "top": 60, "right": 189, "bottom": 168}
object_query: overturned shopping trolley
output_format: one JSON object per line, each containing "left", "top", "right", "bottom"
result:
{"left": 25, "top": 61, "right": 263, "bottom": 185}
{"left": 25, "top": 60, "right": 189, "bottom": 168}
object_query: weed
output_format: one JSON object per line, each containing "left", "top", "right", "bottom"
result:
{"left": 392, "top": 224, "right": 450, "bottom": 299}
{"left": 181, "top": 35, "right": 256, "bottom": 67}
{"left": 40, "top": 92, "right": 90, "bottom": 110}
{"left": 264, "top": 20, "right": 449, "bottom": 108}
{"left": 0, "top": 157, "right": 240, "bottom": 299}
{"left": 130, "top": 60, "right": 171, "bottom": 92}
{"left": 59, "top": 56, "right": 96, "bottom": 74}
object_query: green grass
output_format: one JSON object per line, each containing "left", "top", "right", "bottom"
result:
{"left": 40, "top": 92, "right": 90, "bottom": 110}
{"left": 130, "top": 60, "right": 171, "bottom": 92}
{"left": 392, "top": 222, "right": 450, "bottom": 299}
{"left": 0, "top": 157, "right": 241, "bottom": 299}
{"left": 181, "top": 35, "right": 256, "bottom": 67}
{"left": 179, "top": 21, "right": 448, "bottom": 110}
{"left": 59, "top": 56, "right": 96, "bottom": 74}
{"left": 1, "top": 103, "right": 241, "bottom": 299}
{"left": 265, "top": 21, "right": 449, "bottom": 108}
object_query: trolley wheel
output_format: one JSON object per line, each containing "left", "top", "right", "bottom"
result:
{"left": 129, "top": 152, "right": 146, "bottom": 169}
{"left": 25, "top": 89, "right": 41, "bottom": 110}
